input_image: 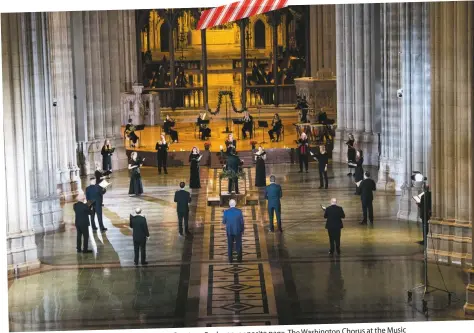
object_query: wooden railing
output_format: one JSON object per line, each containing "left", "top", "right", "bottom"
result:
{"left": 245, "top": 84, "right": 296, "bottom": 106}
{"left": 143, "top": 87, "right": 204, "bottom": 109}
{"left": 232, "top": 58, "right": 269, "bottom": 70}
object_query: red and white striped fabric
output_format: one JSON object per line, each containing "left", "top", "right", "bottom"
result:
{"left": 196, "top": 0, "right": 289, "bottom": 30}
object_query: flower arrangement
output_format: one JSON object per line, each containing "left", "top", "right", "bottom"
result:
{"left": 219, "top": 169, "right": 246, "bottom": 180}
{"left": 204, "top": 142, "right": 211, "bottom": 150}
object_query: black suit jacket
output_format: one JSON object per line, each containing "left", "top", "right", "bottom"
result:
{"left": 226, "top": 154, "right": 240, "bottom": 173}
{"left": 418, "top": 191, "right": 432, "bottom": 221}
{"left": 73, "top": 201, "right": 91, "bottom": 228}
{"left": 130, "top": 215, "right": 150, "bottom": 242}
{"left": 324, "top": 205, "right": 345, "bottom": 230}
{"left": 174, "top": 190, "right": 191, "bottom": 212}
{"left": 359, "top": 178, "right": 376, "bottom": 201}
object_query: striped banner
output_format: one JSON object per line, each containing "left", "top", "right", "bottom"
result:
{"left": 196, "top": 0, "right": 289, "bottom": 30}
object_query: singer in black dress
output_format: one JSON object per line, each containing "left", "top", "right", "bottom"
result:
{"left": 101, "top": 139, "right": 113, "bottom": 172}
{"left": 189, "top": 147, "right": 201, "bottom": 189}
{"left": 128, "top": 152, "right": 144, "bottom": 196}
{"left": 255, "top": 146, "right": 267, "bottom": 187}
{"left": 155, "top": 134, "right": 169, "bottom": 175}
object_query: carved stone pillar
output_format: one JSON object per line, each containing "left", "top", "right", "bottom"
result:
{"left": 2, "top": 12, "right": 41, "bottom": 274}
{"left": 73, "top": 11, "right": 133, "bottom": 175}
{"left": 48, "top": 11, "right": 83, "bottom": 202}
{"left": 333, "top": 4, "right": 380, "bottom": 166}
{"left": 19, "top": 13, "right": 63, "bottom": 233}
{"left": 425, "top": 0, "right": 473, "bottom": 314}
{"left": 428, "top": 0, "right": 473, "bottom": 269}
{"left": 374, "top": 3, "right": 431, "bottom": 223}
{"left": 309, "top": 5, "right": 336, "bottom": 77}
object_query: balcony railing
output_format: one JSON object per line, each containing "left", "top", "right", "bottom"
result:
{"left": 245, "top": 84, "right": 296, "bottom": 106}
{"left": 144, "top": 87, "right": 204, "bottom": 109}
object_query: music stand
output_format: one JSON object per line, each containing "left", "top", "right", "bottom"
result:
{"left": 222, "top": 94, "right": 232, "bottom": 134}
{"left": 232, "top": 118, "right": 244, "bottom": 139}
{"left": 135, "top": 124, "right": 146, "bottom": 148}
{"left": 258, "top": 120, "right": 268, "bottom": 144}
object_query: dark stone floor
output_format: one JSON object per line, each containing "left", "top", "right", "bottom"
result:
{"left": 8, "top": 163, "right": 472, "bottom": 331}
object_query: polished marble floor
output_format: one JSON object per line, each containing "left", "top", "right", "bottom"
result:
{"left": 8, "top": 163, "right": 472, "bottom": 331}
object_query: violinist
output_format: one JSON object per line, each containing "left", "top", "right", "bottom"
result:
{"left": 197, "top": 113, "right": 211, "bottom": 140}
{"left": 241, "top": 111, "right": 253, "bottom": 139}
{"left": 164, "top": 115, "right": 179, "bottom": 143}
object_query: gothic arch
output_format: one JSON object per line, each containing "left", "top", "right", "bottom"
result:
{"left": 160, "top": 22, "right": 170, "bottom": 52}
{"left": 254, "top": 19, "right": 266, "bottom": 49}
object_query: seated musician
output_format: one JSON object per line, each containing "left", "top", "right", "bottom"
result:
{"left": 224, "top": 133, "right": 237, "bottom": 153}
{"left": 164, "top": 115, "right": 179, "bottom": 143}
{"left": 197, "top": 113, "right": 211, "bottom": 140}
{"left": 268, "top": 113, "right": 282, "bottom": 142}
{"left": 241, "top": 111, "right": 253, "bottom": 139}
{"left": 125, "top": 119, "right": 139, "bottom": 148}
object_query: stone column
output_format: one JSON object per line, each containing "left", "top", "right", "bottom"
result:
{"left": 2, "top": 13, "right": 41, "bottom": 274}
{"left": 201, "top": 28, "right": 209, "bottom": 109}
{"left": 426, "top": 1, "right": 473, "bottom": 314}
{"left": 19, "top": 13, "right": 63, "bottom": 233}
{"left": 48, "top": 12, "right": 83, "bottom": 202}
{"left": 309, "top": 5, "right": 336, "bottom": 77}
{"left": 73, "top": 11, "right": 133, "bottom": 175}
{"left": 375, "top": 3, "right": 431, "bottom": 222}
{"left": 239, "top": 20, "right": 246, "bottom": 109}
{"left": 333, "top": 4, "right": 380, "bottom": 166}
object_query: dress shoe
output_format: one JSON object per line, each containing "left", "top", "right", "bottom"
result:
{"left": 142, "top": 261, "right": 148, "bottom": 265}
{"left": 77, "top": 249, "right": 82, "bottom": 253}
{"left": 101, "top": 228, "right": 108, "bottom": 232}
{"left": 179, "top": 232, "right": 184, "bottom": 237}
{"left": 92, "top": 228, "right": 98, "bottom": 231}
{"left": 83, "top": 249, "right": 93, "bottom": 253}
{"left": 134, "top": 262, "right": 138, "bottom": 266}
{"left": 347, "top": 172, "right": 352, "bottom": 176}
{"left": 329, "top": 251, "right": 334, "bottom": 255}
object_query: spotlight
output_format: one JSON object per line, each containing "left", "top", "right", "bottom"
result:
{"left": 411, "top": 171, "right": 426, "bottom": 182}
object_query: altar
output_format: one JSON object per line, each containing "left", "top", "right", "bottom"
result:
{"left": 294, "top": 69, "right": 337, "bottom": 120}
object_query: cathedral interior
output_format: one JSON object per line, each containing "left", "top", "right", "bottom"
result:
{"left": 3, "top": 2, "right": 474, "bottom": 331}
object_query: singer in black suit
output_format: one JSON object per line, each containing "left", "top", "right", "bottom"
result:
{"left": 130, "top": 208, "right": 150, "bottom": 265}
{"left": 85, "top": 178, "right": 107, "bottom": 231}
{"left": 359, "top": 171, "right": 376, "bottom": 224}
{"left": 417, "top": 187, "right": 432, "bottom": 244}
{"left": 174, "top": 182, "right": 192, "bottom": 236}
{"left": 314, "top": 145, "right": 329, "bottom": 189}
{"left": 241, "top": 111, "right": 253, "bottom": 139}
{"left": 225, "top": 148, "right": 241, "bottom": 194}
{"left": 323, "top": 198, "right": 345, "bottom": 255}
{"left": 73, "top": 200, "right": 93, "bottom": 253}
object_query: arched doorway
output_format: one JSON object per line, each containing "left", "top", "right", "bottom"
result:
{"left": 254, "top": 20, "right": 266, "bottom": 49}
{"left": 160, "top": 23, "right": 169, "bottom": 52}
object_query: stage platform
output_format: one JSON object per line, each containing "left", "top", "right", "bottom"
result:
{"left": 123, "top": 116, "right": 332, "bottom": 167}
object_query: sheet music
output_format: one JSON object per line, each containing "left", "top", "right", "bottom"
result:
{"left": 356, "top": 180, "right": 362, "bottom": 187}
{"left": 321, "top": 205, "right": 326, "bottom": 210}
{"left": 310, "top": 151, "right": 315, "bottom": 156}
{"left": 99, "top": 180, "right": 111, "bottom": 189}
{"left": 412, "top": 192, "right": 424, "bottom": 203}
{"left": 348, "top": 162, "right": 357, "bottom": 167}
